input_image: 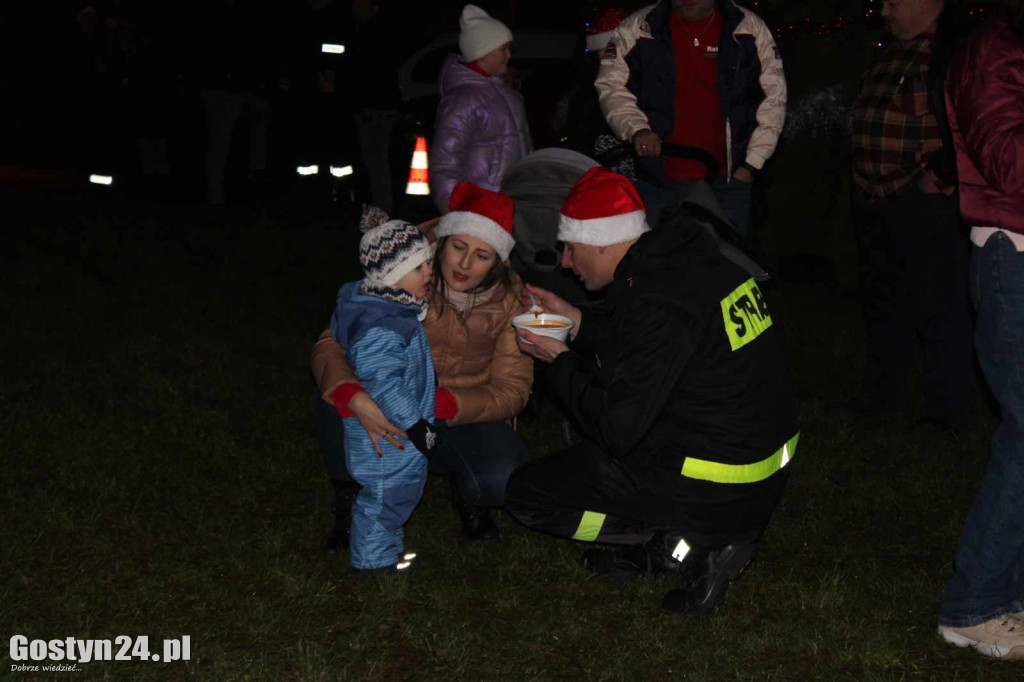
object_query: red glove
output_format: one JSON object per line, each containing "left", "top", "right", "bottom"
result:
{"left": 435, "top": 387, "right": 457, "bottom": 420}
{"left": 330, "top": 383, "right": 366, "bottom": 418}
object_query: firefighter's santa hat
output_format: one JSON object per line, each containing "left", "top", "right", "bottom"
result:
{"left": 557, "top": 167, "right": 651, "bottom": 246}
{"left": 436, "top": 182, "right": 516, "bottom": 261}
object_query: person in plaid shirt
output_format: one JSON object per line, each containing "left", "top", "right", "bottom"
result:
{"left": 846, "top": 0, "right": 974, "bottom": 430}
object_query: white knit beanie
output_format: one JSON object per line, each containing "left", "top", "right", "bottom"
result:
{"left": 458, "top": 4, "right": 513, "bottom": 63}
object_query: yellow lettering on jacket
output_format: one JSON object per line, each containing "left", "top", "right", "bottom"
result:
{"left": 721, "top": 279, "right": 772, "bottom": 351}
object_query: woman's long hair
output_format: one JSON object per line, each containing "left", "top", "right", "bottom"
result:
{"left": 430, "top": 236, "right": 514, "bottom": 315}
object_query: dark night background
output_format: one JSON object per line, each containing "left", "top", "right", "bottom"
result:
{"left": 0, "top": 0, "right": 893, "bottom": 191}
{"left": 5, "top": 2, "right": 1022, "bottom": 679}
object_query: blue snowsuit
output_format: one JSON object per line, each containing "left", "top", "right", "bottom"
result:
{"left": 331, "top": 282, "right": 435, "bottom": 569}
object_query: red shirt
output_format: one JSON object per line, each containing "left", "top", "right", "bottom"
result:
{"left": 666, "top": 10, "right": 726, "bottom": 180}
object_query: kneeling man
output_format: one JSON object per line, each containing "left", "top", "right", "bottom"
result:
{"left": 508, "top": 167, "right": 799, "bottom": 613}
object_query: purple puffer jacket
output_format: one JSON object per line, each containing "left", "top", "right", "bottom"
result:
{"left": 430, "top": 55, "right": 532, "bottom": 213}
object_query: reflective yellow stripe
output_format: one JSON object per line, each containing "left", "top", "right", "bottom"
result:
{"left": 681, "top": 432, "right": 799, "bottom": 484}
{"left": 572, "top": 510, "right": 607, "bottom": 542}
{"left": 720, "top": 278, "right": 773, "bottom": 351}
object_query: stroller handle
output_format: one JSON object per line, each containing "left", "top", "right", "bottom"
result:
{"left": 596, "top": 142, "right": 720, "bottom": 184}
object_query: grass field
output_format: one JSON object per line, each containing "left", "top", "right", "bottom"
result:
{"left": 2, "top": 184, "right": 1018, "bottom": 681}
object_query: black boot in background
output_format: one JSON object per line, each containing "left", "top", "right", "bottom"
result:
{"left": 449, "top": 476, "right": 500, "bottom": 542}
{"left": 325, "top": 480, "right": 361, "bottom": 553}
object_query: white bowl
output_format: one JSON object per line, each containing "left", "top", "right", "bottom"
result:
{"left": 512, "top": 313, "right": 575, "bottom": 343}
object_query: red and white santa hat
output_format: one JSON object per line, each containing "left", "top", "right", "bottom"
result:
{"left": 557, "top": 167, "right": 650, "bottom": 246}
{"left": 436, "top": 182, "right": 516, "bottom": 261}
{"left": 586, "top": 4, "right": 629, "bottom": 52}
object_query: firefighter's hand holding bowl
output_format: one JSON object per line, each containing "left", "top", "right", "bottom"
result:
{"left": 514, "top": 323, "right": 570, "bottom": 363}
{"left": 513, "top": 285, "right": 577, "bottom": 362}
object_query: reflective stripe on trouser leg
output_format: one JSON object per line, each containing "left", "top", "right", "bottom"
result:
{"left": 572, "top": 510, "right": 607, "bottom": 542}
{"left": 681, "top": 432, "right": 800, "bottom": 484}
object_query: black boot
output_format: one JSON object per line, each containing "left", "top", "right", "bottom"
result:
{"left": 450, "top": 477, "right": 500, "bottom": 542}
{"left": 581, "top": 530, "right": 689, "bottom": 581}
{"left": 661, "top": 540, "right": 757, "bottom": 614}
{"left": 325, "top": 480, "right": 361, "bottom": 553}
{"left": 581, "top": 544, "right": 654, "bottom": 581}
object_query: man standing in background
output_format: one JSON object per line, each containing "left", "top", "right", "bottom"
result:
{"left": 595, "top": 0, "right": 786, "bottom": 235}
{"left": 348, "top": 0, "right": 403, "bottom": 212}
{"left": 846, "top": 0, "right": 973, "bottom": 429}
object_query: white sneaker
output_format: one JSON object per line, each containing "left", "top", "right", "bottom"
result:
{"left": 938, "top": 614, "right": 1024, "bottom": 659}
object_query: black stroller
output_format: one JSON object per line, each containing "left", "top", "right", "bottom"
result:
{"left": 499, "top": 143, "right": 769, "bottom": 311}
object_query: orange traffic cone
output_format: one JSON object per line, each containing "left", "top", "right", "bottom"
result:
{"left": 405, "top": 136, "right": 430, "bottom": 196}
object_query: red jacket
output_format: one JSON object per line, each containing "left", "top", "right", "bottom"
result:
{"left": 945, "top": 14, "right": 1024, "bottom": 234}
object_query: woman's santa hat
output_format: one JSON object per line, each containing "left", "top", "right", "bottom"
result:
{"left": 436, "top": 182, "right": 516, "bottom": 260}
{"left": 557, "top": 167, "right": 650, "bottom": 246}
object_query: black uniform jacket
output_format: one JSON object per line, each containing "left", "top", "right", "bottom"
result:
{"left": 546, "top": 213, "right": 799, "bottom": 544}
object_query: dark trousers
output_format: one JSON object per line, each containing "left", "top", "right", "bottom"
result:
{"left": 316, "top": 396, "right": 527, "bottom": 507}
{"left": 852, "top": 189, "right": 972, "bottom": 426}
{"left": 506, "top": 444, "right": 676, "bottom": 546}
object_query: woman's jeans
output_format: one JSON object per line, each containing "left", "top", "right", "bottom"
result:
{"left": 316, "top": 396, "right": 527, "bottom": 508}
{"left": 939, "top": 232, "right": 1024, "bottom": 627}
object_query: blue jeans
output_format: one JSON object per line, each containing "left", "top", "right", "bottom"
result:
{"left": 316, "top": 396, "right": 527, "bottom": 507}
{"left": 939, "top": 232, "right": 1024, "bottom": 627}
{"left": 637, "top": 175, "right": 752, "bottom": 238}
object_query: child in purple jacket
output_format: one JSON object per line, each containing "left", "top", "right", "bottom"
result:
{"left": 430, "top": 4, "right": 532, "bottom": 213}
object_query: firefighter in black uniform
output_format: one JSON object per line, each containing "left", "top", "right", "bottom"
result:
{"left": 508, "top": 167, "right": 799, "bottom": 613}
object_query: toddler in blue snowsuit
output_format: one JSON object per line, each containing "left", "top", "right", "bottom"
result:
{"left": 330, "top": 216, "right": 439, "bottom": 571}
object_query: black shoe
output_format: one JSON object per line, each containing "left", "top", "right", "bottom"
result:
{"left": 581, "top": 545, "right": 653, "bottom": 581}
{"left": 450, "top": 477, "right": 500, "bottom": 542}
{"left": 582, "top": 530, "right": 697, "bottom": 581}
{"left": 325, "top": 480, "right": 361, "bottom": 553}
{"left": 661, "top": 541, "right": 757, "bottom": 614}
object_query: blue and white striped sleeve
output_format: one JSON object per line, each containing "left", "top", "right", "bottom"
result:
{"left": 347, "top": 327, "right": 422, "bottom": 431}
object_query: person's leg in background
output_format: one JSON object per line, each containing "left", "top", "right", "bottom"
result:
{"left": 429, "top": 420, "right": 528, "bottom": 542}
{"left": 636, "top": 179, "right": 674, "bottom": 230}
{"left": 200, "top": 89, "right": 242, "bottom": 205}
{"left": 355, "top": 107, "right": 400, "bottom": 213}
{"left": 849, "top": 194, "right": 920, "bottom": 418}
{"left": 938, "top": 232, "right": 1024, "bottom": 659}
{"left": 918, "top": 192, "right": 973, "bottom": 430}
{"left": 712, "top": 175, "right": 753, "bottom": 239}
{"left": 315, "top": 394, "right": 360, "bottom": 552}
{"left": 243, "top": 92, "right": 272, "bottom": 180}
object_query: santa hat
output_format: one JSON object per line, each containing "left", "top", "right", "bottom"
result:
{"left": 436, "top": 182, "right": 516, "bottom": 261}
{"left": 586, "top": 4, "right": 629, "bottom": 52}
{"left": 359, "top": 208, "right": 433, "bottom": 286}
{"left": 558, "top": 167, "right": 650, "bottom": 246}
{"left": 459, "top": 4, "right": 514, "bottom": 63}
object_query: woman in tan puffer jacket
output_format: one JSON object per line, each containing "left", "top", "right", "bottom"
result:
{"left": 313, "top": 184, "right": 533, "bottom": 545}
